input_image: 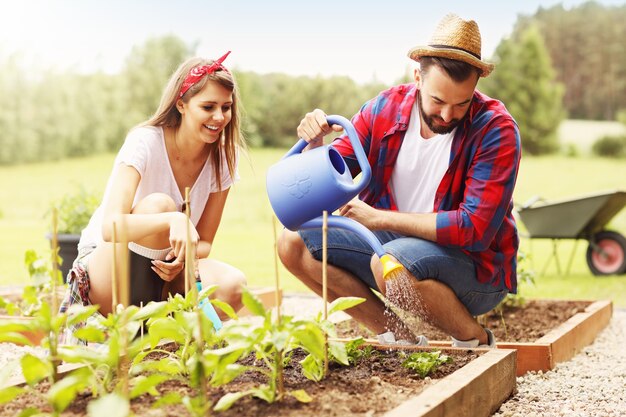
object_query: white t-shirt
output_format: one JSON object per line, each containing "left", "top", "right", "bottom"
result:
{"left": 390, "top": 101, "right": 455, "bottom": 213}
{"left": 79, "top": 126, "right": 238, "bottom": 249}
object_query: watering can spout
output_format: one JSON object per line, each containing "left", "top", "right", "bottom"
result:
{"left": 380, "top": 254, "right": 403, "bottom": 280}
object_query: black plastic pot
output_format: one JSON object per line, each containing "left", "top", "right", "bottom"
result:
{"left": 46, "top": 233, "right": 80, "bottom": 283}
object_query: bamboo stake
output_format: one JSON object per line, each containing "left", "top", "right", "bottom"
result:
{"left": 111, "top": 222, "right": 118, "bottom": 311}
{"left": 119, "top": 222, "right": 130, "bottom": 308}
{"left": 50, "top": 207, "right": 60, "bottom": 383}
{"left": 272, "top": 215, "right": 281, "bottom": 324}
{"left": 322, "top": 210, "right": 329, "bottom": 375}
{"left": 50, "top": 207, "right": 59, "bottom": 314}
{"left": 184, "top": 187, "right": 192, "bottom": 296}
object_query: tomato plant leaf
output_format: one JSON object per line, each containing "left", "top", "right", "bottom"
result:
{"left": 327, "top": 297, "right": 365, "bottom": 316}
{"left": 300, "top": 354, "right": 324, "bottom": 382}
{"left": 0, "top": 386, "right": 26, "bottom": 404}
{"left": 129, "top": 374, "right": 170, "bottom": 399}
{"left": 86, "top": 392, "right": 130, "bottom": 417}
{"left": 213, "top": 391, "right": 249, "bottom": 411}
{"left": 289, "top": 389, "right": 312, "bottom": 403}
{"left": 20, "top": 354, "right": 51, "bottom": 387}
{"left": 241, "top": 287, "right": 266, "bottom": 317}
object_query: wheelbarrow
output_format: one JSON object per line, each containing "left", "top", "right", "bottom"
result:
{"left": 516, "top": 190, "right": 626, "bottom": 276}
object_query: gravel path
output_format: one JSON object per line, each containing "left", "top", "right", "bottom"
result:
{"left": 493, "top": 309, "right": 626, "bottom": 417}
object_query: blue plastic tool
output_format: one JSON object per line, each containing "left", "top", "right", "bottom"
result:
{"left": 196, "top": 280, "right": 223, "bottom": 331}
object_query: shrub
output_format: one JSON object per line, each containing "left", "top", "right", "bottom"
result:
{"left": 592, "top": 135, "right": 626, "bottom": 158}
{"left": 52, "top": 186, "right": 100, "bottom": 234}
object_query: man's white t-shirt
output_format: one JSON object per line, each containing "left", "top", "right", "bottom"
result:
{"left": 390, "top": 101, "right": 455, "bottom": 213}
{"left": 79, "top": 126, "right": 238, "bottom": 250}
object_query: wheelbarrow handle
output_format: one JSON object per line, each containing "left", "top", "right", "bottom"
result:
{"left": 521, "top": 195, "right": 545, "bottom": 209}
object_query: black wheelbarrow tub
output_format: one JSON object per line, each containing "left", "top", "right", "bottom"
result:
{"left": 517, "top": 190, "right": 626, "bottom": 239}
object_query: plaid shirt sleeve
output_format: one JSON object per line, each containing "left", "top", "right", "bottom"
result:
{"left": 435, "top": 110, "right": 521, "bottom": 252}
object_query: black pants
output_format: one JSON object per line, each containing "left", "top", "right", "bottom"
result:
{"left": 129, "top": 251, "right": 166, "bottom": 306}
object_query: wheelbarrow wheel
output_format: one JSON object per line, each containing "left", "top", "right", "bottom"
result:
{"left": 586, "top": 230, "right": 626, "bottom": 276}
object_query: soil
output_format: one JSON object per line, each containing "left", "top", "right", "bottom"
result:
{"left": 0, "top": 346, "right": 480, "bottom": 417}
{"left": 336, "top": 299, "right": 592, "bottom": 343}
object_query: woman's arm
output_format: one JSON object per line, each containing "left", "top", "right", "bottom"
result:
{"left": 194, "top": 188, "right": 230, "bottom": 258}
{"left": 101, "top": 164, "right": 198, "bottom": 260}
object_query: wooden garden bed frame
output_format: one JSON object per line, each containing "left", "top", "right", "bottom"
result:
{"left": 428, "top": 299, "right": 613, "bottom": 376}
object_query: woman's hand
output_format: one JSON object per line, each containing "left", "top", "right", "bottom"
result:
{"left": 168, "top": 211, "right": 199, "bottom": 261}
{"left": 151, "top": 256, "right": 185, "bottom": 282}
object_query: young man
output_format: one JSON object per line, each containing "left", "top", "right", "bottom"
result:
{"left": 278, "top": 14, "right": 521, "bottom": 347}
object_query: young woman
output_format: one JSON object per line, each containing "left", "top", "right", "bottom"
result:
{"left": 60, "top": 51, "right": 246, "bottom": 324}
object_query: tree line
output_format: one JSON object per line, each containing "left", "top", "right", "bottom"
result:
{"left": 0, "top": 1, "right": 623, "bottom": 163}
{"left": 514, "top": 1, "right": 626, "bottom": 120}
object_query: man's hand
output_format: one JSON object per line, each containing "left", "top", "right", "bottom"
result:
{"left": 339, "top": 199, "right": 382, "bottom": 230}
{"left": 297, "top": 108, "right": 344, "bottom": 149}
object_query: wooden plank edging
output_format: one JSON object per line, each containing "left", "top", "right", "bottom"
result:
{"left": 384, "top": 349, "right": 516, "bottom": 417}
{"left": 427, "top": 299, "right": 613, "bottom": 375}
{"left": 535, "top": 299, "right": 613, "bottom": 364}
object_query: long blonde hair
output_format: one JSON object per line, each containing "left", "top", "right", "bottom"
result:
{"left": 142, "top": 57, "right": 245, "bottom": 190}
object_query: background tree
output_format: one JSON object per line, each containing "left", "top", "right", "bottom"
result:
{"left": 515, "top": 2, "right": 626, "bottom": 120}
{"left": 480, "top": 24, "right": 565, "bottom": 155}
{"left": 121, "top": 35, "right": 193, "bottom": 145}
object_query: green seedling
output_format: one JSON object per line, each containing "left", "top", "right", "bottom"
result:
{"left": 400, "top": 350, "right": 452, "bottom": 378}
{"left": 58, "top": 301, "right": 169, "bottom": 404}
{"left": 0, "top": 249, "right": 64, "bottom": 317}
{"left": 213, "top": 290, "right": 365, "bottom": 411}
{"left": 132, "top": 285, "right": 234, "bottom": 416}
{"left": 0, "top": 302, "right": 101, "bottom": 415}
{"left": 304, "top": 296, "right": 366, "bottom": 379}
{"left": 344, "top": 337, "right": 376, "bottom": 365}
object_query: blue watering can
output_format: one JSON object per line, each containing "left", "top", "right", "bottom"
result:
{"left": 266, "top": 115, "right": 371, "bottom": 232}
{"left": 266, "top": 115, "right": 402, "bottom": 278}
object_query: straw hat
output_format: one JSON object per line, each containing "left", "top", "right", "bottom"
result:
{"left": 407, "top": 13, "right": 494, "bottom": 77}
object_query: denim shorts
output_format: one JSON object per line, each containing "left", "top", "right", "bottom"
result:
{"left": 298, "top": 228, "right": 508, "bottom": 316}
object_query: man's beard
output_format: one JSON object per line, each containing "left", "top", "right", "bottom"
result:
{"left": 417, "top": 93, "right": 465, "bottom": 135}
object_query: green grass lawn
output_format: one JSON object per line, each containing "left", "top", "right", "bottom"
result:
{"left": 1, "top": 150, "right": 625, "bottom": 306}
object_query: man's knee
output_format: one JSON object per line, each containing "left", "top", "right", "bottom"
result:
{"left": 277, "top": 230, "right": 308, "bottom": 271}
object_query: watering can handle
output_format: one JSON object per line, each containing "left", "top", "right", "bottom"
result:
{"left": 283, "top": 115, "right": 372, "bottom": 189}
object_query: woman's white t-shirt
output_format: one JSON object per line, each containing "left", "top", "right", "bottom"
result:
{"left": 390, "top": 101, "right": 455, "bottom": 213}
{"left": 79, "top": 126, "right": 238, "bottom": 250}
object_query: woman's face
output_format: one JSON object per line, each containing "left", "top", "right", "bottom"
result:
{"left": 179, "top": 79, "right": 233, "bottom": 144}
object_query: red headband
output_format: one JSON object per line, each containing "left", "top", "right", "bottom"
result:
{"left": 179, "top": 51, "right": 231, "bottom": 98}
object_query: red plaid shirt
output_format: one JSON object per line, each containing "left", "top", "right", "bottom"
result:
{"left": 332, "top": 83, "right": 521, "bottom": 292}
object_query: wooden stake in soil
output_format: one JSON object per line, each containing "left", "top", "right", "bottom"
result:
{"left": 111, "top": 222, "right": 118, "bottom": 311}
{"left": 322, "top": 210, "right": 329, "bottom": 375}
{"left": 184, "top": 187, "right": 192, "bottom": 295}
{"left": 119, "top": 223, "right": 130, "bottom": 308}
{"left": 50, "top": 207, "right": 59, "bottom": 314}
{"left": 272, "top": 215, "right": 282, "bottom": 323}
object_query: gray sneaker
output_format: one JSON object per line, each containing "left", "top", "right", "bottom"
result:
{"left": 451, "top": 328, "right": 496, "bottom": 348}
{"left": 377, "top": 331, "right": 429, "bottom": 347}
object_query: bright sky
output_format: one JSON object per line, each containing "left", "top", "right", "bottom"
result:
{"left": 1, "top": 0, "right": 623, "bottom": 84}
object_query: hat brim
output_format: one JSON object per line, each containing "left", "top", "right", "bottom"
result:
{"left": 408, "top": 46, "right": 494, "bottom": 77}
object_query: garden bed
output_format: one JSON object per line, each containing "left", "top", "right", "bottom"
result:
{"left": 338, "top": 299, "right": 613, "bottom": 376}
{"left": 0, "top": 344, "right": 515, "bottom": 417}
